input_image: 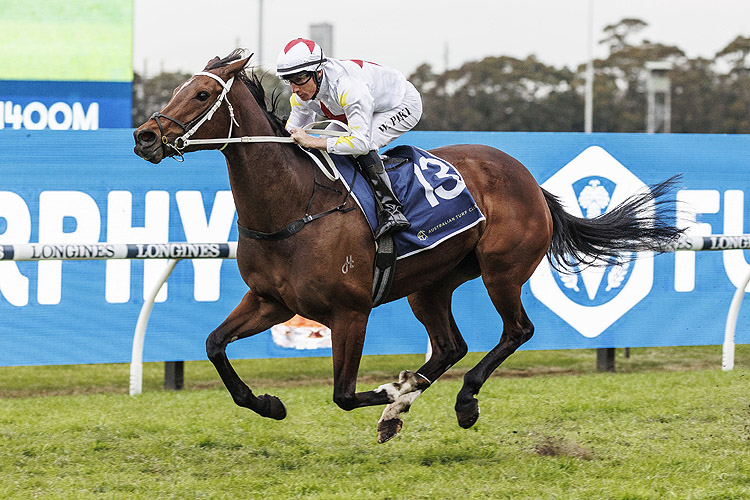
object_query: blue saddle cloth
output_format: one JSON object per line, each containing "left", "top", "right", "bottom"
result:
{"left": 333, "top": 145, "right": 485, "bottom": 259}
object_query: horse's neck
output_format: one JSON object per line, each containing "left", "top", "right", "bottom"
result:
{"left": 222, "top": 95, "right": 310, "bottom": 232}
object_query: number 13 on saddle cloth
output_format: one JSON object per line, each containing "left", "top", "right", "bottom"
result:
{"left": 333, "top": 145, "right": 486, "bottom": 259}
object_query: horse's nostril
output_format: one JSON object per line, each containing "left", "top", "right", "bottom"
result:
{"left": 137, "top": 129, "right": 157, "bottom": 146}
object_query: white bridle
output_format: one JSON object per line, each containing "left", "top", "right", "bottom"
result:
{"left": 171, "top": 71, "right": 239, "bottom": 151}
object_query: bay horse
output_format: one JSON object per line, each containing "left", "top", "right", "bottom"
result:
{"left": 133, "top": 50, "right": 682, "bottom": 443}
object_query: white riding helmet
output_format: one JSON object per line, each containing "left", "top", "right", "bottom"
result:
{"left": 276, "top": 38, "right": 327, "bottom": 78}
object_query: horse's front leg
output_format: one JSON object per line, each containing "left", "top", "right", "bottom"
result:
{"left": 328, "top": 309, "right": 392, "bottom": 411}
{"left": 329, "top": 310, "right": 430, "bottom": 443}
{"left": 206, "top": 289, "right": 293, "bottom": 419}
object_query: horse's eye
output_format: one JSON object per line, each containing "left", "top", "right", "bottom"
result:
{"left": 197, "top": 91, "right": 210, "bottom": 101}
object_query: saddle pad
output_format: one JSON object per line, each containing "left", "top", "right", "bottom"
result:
{"left": 333, "top": 145, "right": 485, "bottom": 260}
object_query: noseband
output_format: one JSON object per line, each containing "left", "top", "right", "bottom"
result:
{"left": 149, "top": 71, "right": 238, "bottom": 161}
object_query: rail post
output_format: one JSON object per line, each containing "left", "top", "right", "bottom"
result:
{"left": 164, "top": 360, "right": 185, "bottom": 390}
{"left": 129, "top": 258, "right": 179, "bottom": 396}
{"left": 723, "top": 266, "right": 750, "bottom": 371}
{"left": 596, "top": 348, "right": 616, "bottom": 372}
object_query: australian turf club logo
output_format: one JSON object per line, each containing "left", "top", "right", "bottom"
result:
{"left": 529, "top": 146, "right": 654, "bottom": 338}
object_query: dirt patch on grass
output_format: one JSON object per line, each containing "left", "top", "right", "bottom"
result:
{"left": 0, "top": 385, "right": 133, "bottom": 399}
{"left": 533, "top": 435, "right": 593, "bottom": 460}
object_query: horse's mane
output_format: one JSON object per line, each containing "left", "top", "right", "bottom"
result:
{"left": 205, "top": 49, "right": 290, "bottom": 137}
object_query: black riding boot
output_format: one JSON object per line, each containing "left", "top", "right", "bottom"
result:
{"left": 356, "top": 151, "right": 410, "bottom": 239}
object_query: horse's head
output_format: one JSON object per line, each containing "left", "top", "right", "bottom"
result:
{"left": 133, "top": 50, "right": 252, "bottom": 164}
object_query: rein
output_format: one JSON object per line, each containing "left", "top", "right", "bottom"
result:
{"left": 150, "top": 69, "right": 357, "bottom": 241}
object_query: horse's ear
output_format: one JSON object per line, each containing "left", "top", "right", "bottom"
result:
{"left": 204, "top": 56, "right": 221, "bottom": 70}
{"left": 225, "top": 53, "right": 254, "bottom": 76}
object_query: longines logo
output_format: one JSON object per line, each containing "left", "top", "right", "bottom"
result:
{"left": 529, "top": 146, "right": 654, "bottom": 338}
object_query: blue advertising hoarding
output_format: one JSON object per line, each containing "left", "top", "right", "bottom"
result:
{"left": 0, "top": 129, "right": 749, "bottom": 366}
{"left": 0, "top": 81, "right": 132, "bottom": 130}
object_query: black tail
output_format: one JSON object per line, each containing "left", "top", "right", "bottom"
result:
{"left": 543, "top": 175, "right": 685, "bottom": 270}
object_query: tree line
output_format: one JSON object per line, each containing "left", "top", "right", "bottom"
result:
{"left": 133, "top": 18, "right": 750, "bottom": 134}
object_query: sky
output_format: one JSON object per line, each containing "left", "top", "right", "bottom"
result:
{"left": 134, "top": 0, "right": 750, "bottom": 78}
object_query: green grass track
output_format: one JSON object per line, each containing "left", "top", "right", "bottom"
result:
{"left": 1, "top": 346, "right": 749, "bottom": 499}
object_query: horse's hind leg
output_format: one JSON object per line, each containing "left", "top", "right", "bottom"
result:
{"left": 206, "top": 289, "right": 293, "bottom": 419}
{"left": 455, "top": 283, "right": 534, "bottom": 429}
{"left": 409, "top": 280, "right": 470, "bottom": 383}
{"left": 376, "top": 277, "right": 470, "bottom": 442}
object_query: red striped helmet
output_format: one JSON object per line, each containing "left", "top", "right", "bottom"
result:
{"left": 276, "top": 38, "right": 327, "bottom": 78}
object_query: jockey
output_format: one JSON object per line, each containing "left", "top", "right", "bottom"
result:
{"left": 276, "top": 38, "right": 423, "bottom": 239}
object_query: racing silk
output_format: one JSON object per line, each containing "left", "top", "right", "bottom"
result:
{"left": 286, "top": 58, "right": 409, "bottom": 156}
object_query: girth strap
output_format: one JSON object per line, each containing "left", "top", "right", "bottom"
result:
{"left": 372, "top": 234, "right": 397, "bottom": 307}
{"left": 237, "top": 203, "right": 353, "bottom": 241}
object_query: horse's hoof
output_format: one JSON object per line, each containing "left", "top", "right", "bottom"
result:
{"left": 455, "top": 399, "right": 480, "bottom": 429}
{"left": 377, "top": 417, "right": 403, "bottom": 443}
{"left": 257, "top": 394, "right": 287, "bottom": 420}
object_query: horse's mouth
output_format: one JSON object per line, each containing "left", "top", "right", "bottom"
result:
{"left": 133, "top": 143, "right": 165, "bottom": 164}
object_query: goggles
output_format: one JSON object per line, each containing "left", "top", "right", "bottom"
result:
{"left": 282, "top": 71, "right": 315, "bottom": 86}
